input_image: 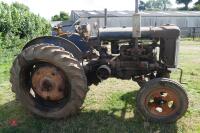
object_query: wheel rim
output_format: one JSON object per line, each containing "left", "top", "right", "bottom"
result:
{"left": 31, "top": 65, "right": 67, "bottom": 101}
{"left": 144, "top": 87, "right": 180, "bottom": 117}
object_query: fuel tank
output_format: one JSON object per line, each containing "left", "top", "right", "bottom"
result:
{"left": 99, "top": 25, "right": 180, "bottom": 40}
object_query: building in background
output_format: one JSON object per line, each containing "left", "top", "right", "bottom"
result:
{"left": 53, "top": 10, "right": 200, "bottom": 37}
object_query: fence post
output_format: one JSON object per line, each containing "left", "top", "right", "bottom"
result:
{"left": 193, "top": 27, "right": 195, "bottom": 41}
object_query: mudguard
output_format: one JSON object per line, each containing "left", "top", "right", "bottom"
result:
{"left": 23, "top": 36, "right": 83, "bottom": 60}
{"left": 67, "top": 34, "right": 90, "bottom": 53}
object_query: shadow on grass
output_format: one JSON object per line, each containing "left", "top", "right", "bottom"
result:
{"left": 0, "top": 90, "right": 177, "bottom": 133}
{"left": 120, "top": 91, "right": 177, "bottom": 133}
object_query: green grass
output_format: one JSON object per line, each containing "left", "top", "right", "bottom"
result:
{"left": 0, "top": 40, "right": 200, "bottom": 133}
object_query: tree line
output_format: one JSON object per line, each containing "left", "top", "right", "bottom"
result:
{"left": 0, "top": 2, "right": 51, "bottom": 49}
{"left": 139, "top": 0, "right": 200, "bottom": 11}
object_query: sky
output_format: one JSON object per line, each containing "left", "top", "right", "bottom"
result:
{"left": 0, "top": 0, "right": 197, "bottom": 20}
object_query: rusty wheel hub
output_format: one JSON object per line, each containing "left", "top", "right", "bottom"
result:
{"left": 32, "top": 65, "right": 66, "bottom": 101}
{"left": 145, "top": 88, "right": 180, "bottom": 116}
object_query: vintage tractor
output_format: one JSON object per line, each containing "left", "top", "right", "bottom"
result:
{"left": 10, "top": 8, "right": 188, "bottom": 123}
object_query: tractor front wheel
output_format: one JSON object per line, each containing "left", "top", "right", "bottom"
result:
{"left": 136, "top": 78, "right": 188, "bottom": 123}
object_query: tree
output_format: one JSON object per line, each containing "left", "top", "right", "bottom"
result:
{"left": 195, "top": 0, "right": 200, "bottom": 5}
{"left": 193, "top": 4, "right": 200, "bottom": 10}
{"left": 139, "top": 1, "right": 146, "bottom": 11}
{"left": 145, "top": 0, "right": 171, "bottom": 10}
{"left": 193, "top": 0, "right": 200, "bottom": 10}
{"left": 12, "top": 2, "right": 29, "bottom": 11}
{"left": 176, "top": 0, "right": 192, "bottom": 10}
{"left": 162, "top": 0, "right": 171, "bottom": 10}
{"left": 52, "top": 15, "right": 60, "bottom": 21}
{"left": 51, "top": 11, "right": 69, "bottom": 21}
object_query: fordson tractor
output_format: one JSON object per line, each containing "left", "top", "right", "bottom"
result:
{"left": 10, "top": 6, "right": 188, "bottom": 123}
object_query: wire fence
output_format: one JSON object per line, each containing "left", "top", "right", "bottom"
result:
{"left": 180, "top": 27, "right": 200, "bottom": 39}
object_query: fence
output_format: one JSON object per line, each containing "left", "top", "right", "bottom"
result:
{"left": 180, "top": 27, "right": 200, "bottom": 39}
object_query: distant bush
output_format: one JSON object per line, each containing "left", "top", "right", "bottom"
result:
{"left": 0, "top": 2, "right": 51, "bottom": 49}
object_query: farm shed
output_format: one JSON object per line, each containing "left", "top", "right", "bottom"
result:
{"left": 60, "top": 10, "right": 200, "bottom": 37}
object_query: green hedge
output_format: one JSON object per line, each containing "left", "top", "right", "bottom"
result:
{"left": 0, "top": 2, "right": 51, "bottom": 49}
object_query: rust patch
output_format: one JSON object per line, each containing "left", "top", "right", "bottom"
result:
{"left": 32, "top": 65, "right": 66, "bottom": 101}
{"left": 145, "top": 88, "right": 180, "bottom": 117}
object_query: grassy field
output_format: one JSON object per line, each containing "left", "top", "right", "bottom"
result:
{"left": 0, "top": 39, "right": 200, "bottom": 133}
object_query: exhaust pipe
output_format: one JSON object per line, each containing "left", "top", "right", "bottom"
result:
{"left": 104, "top": 8, "right": 107, "bottom": 28}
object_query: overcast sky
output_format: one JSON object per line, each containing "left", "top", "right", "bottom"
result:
{"left": 0, "top": 0, "right": 197, "bottom": 20}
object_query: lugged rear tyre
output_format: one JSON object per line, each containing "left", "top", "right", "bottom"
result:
{"left": 10, "top": 44, "right": 88, "bottom": 119}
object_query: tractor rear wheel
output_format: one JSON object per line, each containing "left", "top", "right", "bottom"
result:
{"left": 136, "top": 78, "right": 188, "bottom": 123}
{"left": 10, "top": 44, "right": 88, "bottom": 119}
